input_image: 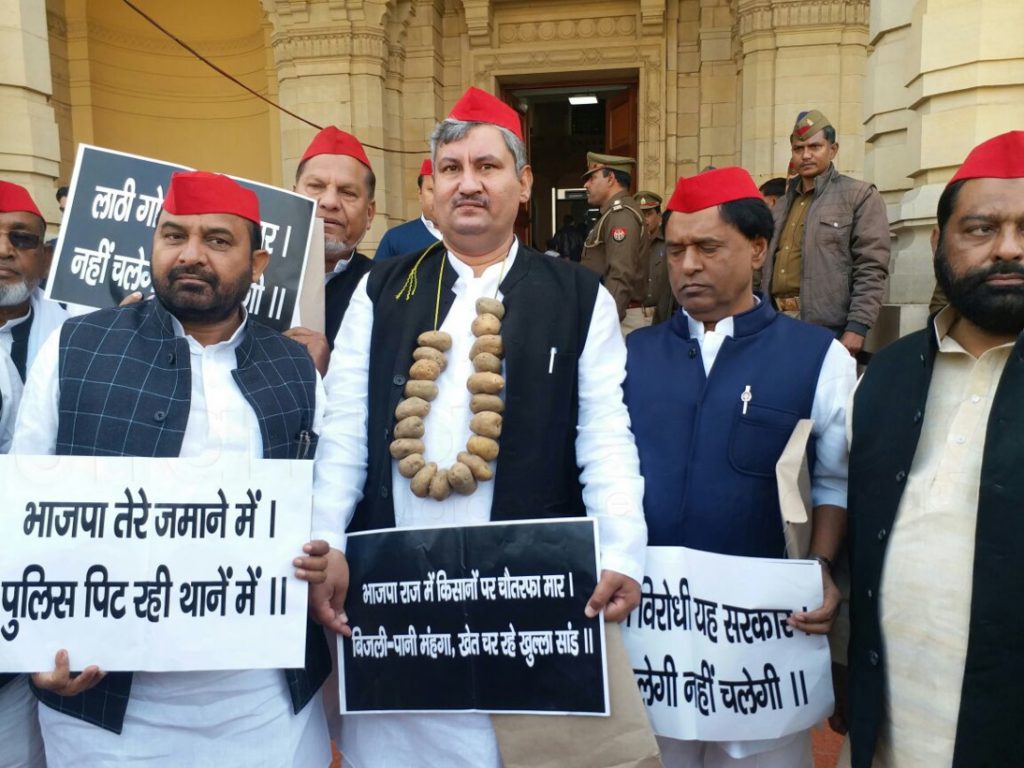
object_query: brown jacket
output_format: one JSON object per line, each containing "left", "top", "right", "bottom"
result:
{"left": 762, "top": 165, "right": 891, "bottom": 334}
{"left": 581, "top": 194, "right": 648, "bottom": 319}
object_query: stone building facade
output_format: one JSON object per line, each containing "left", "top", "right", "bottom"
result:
{"left": 3, "top": 0, "right": 1021, "bottom": 342}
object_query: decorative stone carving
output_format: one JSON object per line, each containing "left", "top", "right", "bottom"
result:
{"left": 497, "top": 16, "right": 636, "bottom": 44}
{"left": 736, "top": 0, "right": 869, "bottom": 38}
{"left": 462, "top": 0, "right": 492, "bottom": 47}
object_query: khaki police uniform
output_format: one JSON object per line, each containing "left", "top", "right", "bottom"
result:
{"left": 580, "top": 153, "right": 649, "bottom": 333}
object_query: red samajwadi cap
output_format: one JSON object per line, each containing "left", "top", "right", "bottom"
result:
{"left": 0, "top": 181, "right": 43, "bottom": 219}
{"left": 666, "top": 167, "right": 762, "bottom": 213}
{"left": 162, "top": 171, "right": 260, "bottom": 226}
{"left": 949, "top": 131, "right": 1024, "bottom": 186}
{"left": 447, "top": 87, "right": 524, "bottom": 141}
{"left": 419, "top": 158, "right": 433, "bottom": 176}
{"left": 300, "top": 126, "right": 372, "bottom": 169}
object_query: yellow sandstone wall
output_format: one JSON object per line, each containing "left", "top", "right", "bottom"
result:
{"left": 865, "top": 0, "right": 1024, "bottom": 340}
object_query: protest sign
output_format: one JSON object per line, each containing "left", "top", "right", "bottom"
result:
{"left": 0, "top": 455, "right": 312, "bottom": 672}
{"left": 46, "top": 144, "right": 316, "bottom": 333}
{"left": 340, "top": 518, "right": 607, "bottom": 715}
{"left": 622, "top": 547, "right": 832, "bottom": 742}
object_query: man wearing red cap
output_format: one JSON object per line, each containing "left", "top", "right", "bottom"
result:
{"left": 288, "top": 126, "right": 377, "bottom": 370}
{"left": 375, "top": 158, "right": 442, "bottom": 262}
{"left": 847, "top": 131, "right": 1024, "bottom": 768}
{"left": 0, "top": 181, "right": 69, "bottom": 382}
{"left": 762, "top": 110, "right": 890, "bottom": 359}
{"left": 310, "top": 85, "right": 647, "bottom": 767}
{"left": 624, "top": 167, "right": 856, "bottom": 767}
{"left": 0, "top": 180, "right": 66, "bottom": 768}
{"left": 13, "top": 171, "right": 334, "bottom": 766}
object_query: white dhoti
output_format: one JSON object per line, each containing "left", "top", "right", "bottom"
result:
{"left": 0, "top": 677, "right": 45, "bottom": 768}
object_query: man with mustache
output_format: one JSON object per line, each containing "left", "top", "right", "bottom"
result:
{"left": 287, "top": 127, "right": 377, "bottom": 372}
{"left": 13, "top": 171, "right": 334, "bottom": 766}
{"left": 310, "top": 86, "right": 647, "bottom": 767}
{"left": 0, "top": 181, "right": 68, "bottom": 381}
{"left": 624, "top": 167, "right": 855, "bottom": 767}
{"left": 0, "top": 180, "right": 67, "bottom": 768}
{"left": 847, "top": 131, "right": 1024, "bottom": 767}
{"left": 761, "top": 110, "right": 890, "bottom": 359}
{"left": 581, "top": 153, "right": 651, "bottom": 335}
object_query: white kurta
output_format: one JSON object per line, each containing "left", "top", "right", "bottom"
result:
{"left": 0, "top": 347, "right": 21, "bottom": 453}
{"left": 0, "top": 287, "right": 69, "bottom": 375}
{"left": 872, "top": 307, "right": 1011, "bottom": 767}
{"left": 658, "top": 304, "right": 856, "bottom": 768}
{"left": 313, "top": 244, "right": 647, "bottom": 768}
{"left": 13, "top": 311, "right": 332, "bottom": 768}
{"left": 0, "top": 303, "right": 44, "bottom": 768}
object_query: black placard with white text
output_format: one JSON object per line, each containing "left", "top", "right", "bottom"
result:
{"left": 46, "top": 145, "right": 314, "bottom": 332}
{"left": 340, "top": 518, "right": 608, "bottom": 715}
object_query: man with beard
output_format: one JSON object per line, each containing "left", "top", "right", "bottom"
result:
{"left": 374, "top": 158, "right": 442, "bottom": 261}
{"left": 309, "top": 86, "right": 647, "bottom": 767}
{"left": 0, "top": 181, "right": 68, "bottom": 381}
{"left": 13, "top": 171, "right": 334, "bottom": 766}
{"left": 0, "top": 181, "right": 66, "bottom": 768}
{"left": 287, "top": 127, "right": 377, "bottom": 371}
{"left": 846, "top": 130, "right": 1024, "bottom": 767}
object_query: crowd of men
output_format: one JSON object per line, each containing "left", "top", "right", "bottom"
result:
{"left": 0, "top": 83, "right": 1021, "bottom": 768}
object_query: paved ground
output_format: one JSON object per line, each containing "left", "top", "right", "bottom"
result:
{"left": 333, "top": 725, "right": 847, "bottom": 766}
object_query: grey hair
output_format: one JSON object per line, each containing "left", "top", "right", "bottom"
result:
{"left": 429, "top": 119, "right": 529, "bottom": 175}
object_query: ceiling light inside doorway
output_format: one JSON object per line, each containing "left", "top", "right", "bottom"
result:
{"left": 568, "top": 94, "right": 598, "bottom": 106}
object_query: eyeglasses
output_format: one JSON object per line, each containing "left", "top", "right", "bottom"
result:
{"left": 3, "top": 231, "right": 42, "bottom": 250}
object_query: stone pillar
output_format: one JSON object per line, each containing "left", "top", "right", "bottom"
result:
{"left": 0, "top": 0, "right": 62, "bottom": 229}
{"left": 864, "top": 0, "right": 1024, "bottom": 342}
{"left": 736, "top": 0, "right": 870, "bottom": 183}
{"left": 261, "top": 0, "right": 394, "bottom": 249}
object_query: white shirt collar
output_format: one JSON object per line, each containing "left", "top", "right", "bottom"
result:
{"left": 682, "top": 295, "right": 760, "bottom": 340}
{"left": 446, "top": 238, "right": 519, "bottom": 283}
{"left": 421, "top": 215, "right": 443, "bottom": 241}
{"left": 169, "top": 308, "right": 249, "bottom": 353}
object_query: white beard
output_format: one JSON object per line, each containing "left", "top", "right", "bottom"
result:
{"left": 0, "top": 279, "right": 34, "bottom": 307}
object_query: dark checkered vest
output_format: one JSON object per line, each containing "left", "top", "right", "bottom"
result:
{"left": 33, "top": 299, "right": 331, "bottom": 734}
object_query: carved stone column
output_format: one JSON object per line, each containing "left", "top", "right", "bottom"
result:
{"left": 865, "top": 0, "right": 1024, "bottom": 342}
{"left": 261, "top": 0, "right": 394, "bottom": 246}
{"left": 736, "top": 0, "right": 870, "bottom": 181}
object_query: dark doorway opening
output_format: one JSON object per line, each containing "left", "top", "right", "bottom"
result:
{"left": 500, "top": 75, "right": 639, "bottom": 250}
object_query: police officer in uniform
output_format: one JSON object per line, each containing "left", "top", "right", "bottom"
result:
{"left": 580, "top": 153, "right": 649, "bottom": 334}
{"left": 635, "top": 190, "right": 675, "bottom": 325}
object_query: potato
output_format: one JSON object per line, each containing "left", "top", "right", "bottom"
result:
{"left": 405, "top": 380, "right": 438, "bottom": 401}
{"left": 417, "top": 330, "right": 452, "bottom": 352}
{"left": 410, "top": 462, "right": 437, "bottom": 498}
{"left": 473, "top": 352, "right": 502, "bottom": 374}
{"left": 458, "top": 451, "right": 494, "bottom": 481}
{"left": 470, "top": 394, "right": 504, "bottom": 414}
{"left": 475, "top": 297, "right": 505, "bottom": 320}
{"left": 409, "top": 359, "right": 441, "bottom": 381}
{"left": 448, "top": 461, "right": 477, "bottom": 495}
{"left": 470, "top": 411, "right": 502, "bottom": 439}
{"left": 394, "top": 416, "right": 425, "bottom": 439}
{"left": 469, "top": 334, "right": 503, "bottom": 359}
{"left": 471, "top": 313, "right": 501, "bottom": 337}
{"left": 468, "top": 372, "right": 504, "bottom": 395}
{"left": 413, "top": 346, "right": 447, "bottom": 370}
{"left": 389, "top": 438, "right": 425, "bottom": 460}
{"left": 428, "top": 468, "right": 452, "bottom": 501}
{"left": 467, "top": 435, "right": 500, "bottom": 461}
{"left": 395, "top": 397, "right": 430, "bottom": 420}
{"left": 398, "top": 453, "right": 426, "bottom": 479}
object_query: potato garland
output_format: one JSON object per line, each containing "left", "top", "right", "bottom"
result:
{"left": 391, "top": 295, "right": 508, "bottom": 499}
